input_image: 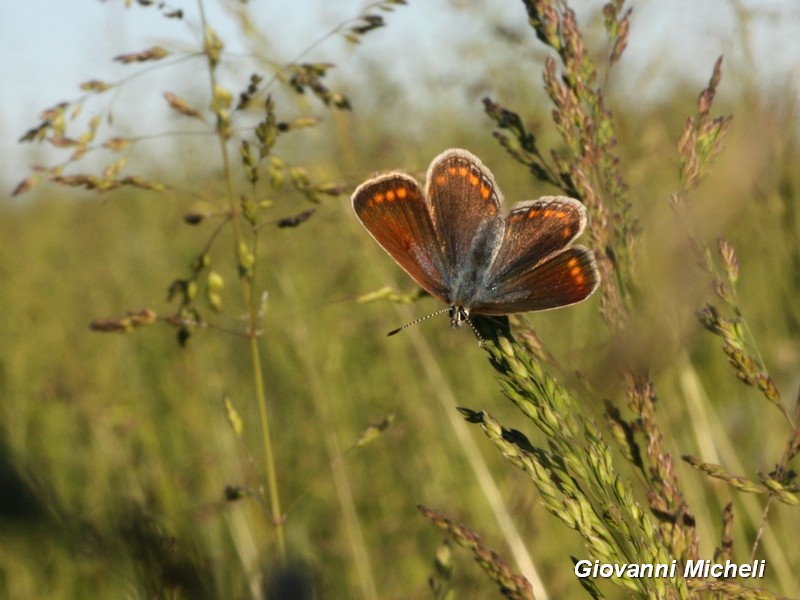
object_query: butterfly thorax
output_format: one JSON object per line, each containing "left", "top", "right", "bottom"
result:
{"left": 444, "top": 217, "right": 503, "bottom": 317}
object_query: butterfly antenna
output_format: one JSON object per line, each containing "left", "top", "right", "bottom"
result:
{"left": 387, "top": 307, "right": 450, "bottom": 336}
{"left": 464, "top": 315, "right": 486, "bottom": 346}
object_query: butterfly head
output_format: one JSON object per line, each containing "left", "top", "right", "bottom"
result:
{"left": 448, "top": 304, "right": 470, "bottom": 328}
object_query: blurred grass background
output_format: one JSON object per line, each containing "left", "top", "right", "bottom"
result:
{"left": 2, "top": 1, "right": 799, "bottom": 598}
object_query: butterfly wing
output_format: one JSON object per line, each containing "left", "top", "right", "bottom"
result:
{"left": 352, "top": 173, "right": 450, "bottom": 302}
{"left": 425, "top": 149, "right": 504, "bottom": 276}
{"left": 473, "top": 197, "right": 600, "bottom": 314}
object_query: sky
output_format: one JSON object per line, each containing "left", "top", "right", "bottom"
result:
{"left": 2, "top": 0, "right": 800, "bottom": 191}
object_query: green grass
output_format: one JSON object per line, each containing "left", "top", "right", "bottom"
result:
{"left": 2, "top": 1, "right": 800, "bottom": 598}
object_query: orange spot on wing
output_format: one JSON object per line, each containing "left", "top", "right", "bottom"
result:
{"left": 562, "top": 226, "right": 572, "bottom": 238}
{"left": 458, "top": 167, "right": 468, "bottom": 177}
{"left": 386, "top": 190, "right": 396, "bottom": 201}
{"left": 374, "top": 193, "right": 385, "bottom": 204}
{"left": 480, "top": 185, "right": 491, "bottom": 199}
{"left": 396, "top": 186, "right": 407, "bottom": 199}
{"left": 436, "top": 175, "right": 447, "bottom": 185}
{"left": 469, "top": 174, "right": 479, "bottom": 186}
{"left": 527, "top": 210, "right": 540, "bottom": 219}
{"left": 569, "top": 261, "right": 585, "bottom": 286}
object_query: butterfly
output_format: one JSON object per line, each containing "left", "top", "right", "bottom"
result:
{"left": 352, "top": 148, "right": 599, "bottom": 333}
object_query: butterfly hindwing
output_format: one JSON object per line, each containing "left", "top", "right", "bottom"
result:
{"left": 474, "top": 245, "right": 600, "bottom": 314}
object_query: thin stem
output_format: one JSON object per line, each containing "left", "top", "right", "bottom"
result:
{"left": 750, "top": 496, "right": 773, "bottom": 561}
{"left": 196, "top": 0, "right": 286, "bottom": 564}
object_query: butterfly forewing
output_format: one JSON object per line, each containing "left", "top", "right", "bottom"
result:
{"left": 426, "top": 150, "right": 503, "bottom": 275}
{"left": 352, "top": 173, "right": 450, "bottom": 302}
{"left": 489, "top": 197, "right": 588, "bottom": 283}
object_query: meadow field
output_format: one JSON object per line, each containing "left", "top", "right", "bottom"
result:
{"left": 1, "top": 1, "right": 799, "bottom": 598}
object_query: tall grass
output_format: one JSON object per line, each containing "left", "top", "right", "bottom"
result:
{"left": 2, "top": 0, "right": 799, "bottom": 598}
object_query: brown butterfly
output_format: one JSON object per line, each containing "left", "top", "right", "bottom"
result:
{"left": 352, "top": 148, "right": 599, "bottom": 332}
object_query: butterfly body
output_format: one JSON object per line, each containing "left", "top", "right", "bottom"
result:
{"left": 352, "top": 149, "right": 599, "bottom": 329}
